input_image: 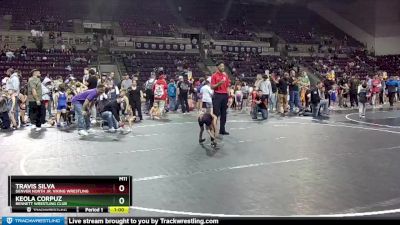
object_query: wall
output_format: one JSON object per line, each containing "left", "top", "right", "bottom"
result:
{"left": 320, "top": 0, "right": 376, "bottom": 36}
{"left": 375, "top": 37, "right": 400, "bottom": 55}
{"left": 308, "top": 2, "right": 376, "bottom": 51}
{"left": 374, "top": 0, "right": 400, "bottom": 37}
{"left": 311, "top": 0, "right": 400, "bottom": 55}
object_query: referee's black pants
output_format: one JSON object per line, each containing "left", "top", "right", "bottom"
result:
{"left": 213, "top": 93, "right": 228, "bottom": 133}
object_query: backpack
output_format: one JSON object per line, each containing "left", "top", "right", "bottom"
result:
{"left": 358, "top": 90, "right": 367, "bottom": 103}
{"left": 180, "top": 81, "right": 189, "bottom": 92}
{"left": 167, "top": 84, "right": 176, "bottom": 97}
{"left": 196, "top": 84, "right": 203, "bottom": 99}
{"left": 154, "top": 83, "right": 165, "bottom": 99}
{"left": 310, "top": 89, "right": 320, "bottom": 104}
{"left": 97, "top": 98, "right": 110, "bottom": 113}
{"left": 145, "top": 80, "right": 155, "bottom": 90}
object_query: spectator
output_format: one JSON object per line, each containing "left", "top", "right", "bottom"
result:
{"left": 358, "top": 82, "right": 369, "bottom": 119}
{"left": 200, "top": 78, "right": 214, "bottom": 114}
{"left": 127, "top": 80, "right": 143, "bottom": 121}
{"left": 6, "top": 50, "right": 15, "bottom": 61}
{"left": 41, "top": 77, "right": 53, "bottom": 121}
{"left": 144, "top": 73, "right": 156, "bottom": 113}
{"left": 176, "top": 75, "right": 191, "bottom": 114}
{"left": 277, "top": 73, "right": 289, "bottom": 114}
{"left": 99, "top": 95, "right": 125, "bottom": 133}
{"left": 252, "top": 90, "right": 268, "bottom": 120}
{"left": 310, "top": 83, "right": 321, "bottom": 118}
{"left": 211, "top": 62, "right": 230, "bottom": 135}
{"left": 167, "top": 79, "right": 177, "bottom": 112}
{"left": 27, "top": 69, "right": 45, "bottom": 131}
{"left": 349, "top": 75, "right": 360, "bottom": 108}
{"left": 386, "top": 76, "right": 398, "bottom": 107}
{"left": 71, "top": 84, "right": 106, "bottom": 136}
{"left": 121, "top": 73, "right": 132, "bottom": 90}
{"left": 5, "top": 68, "right": 20, "bottom": 128}
{"left": 259, "top": 75, "right": 272, "bottom": 110}
{"left": 153, "top": 74, "right": 168, "bottom": 117}
{"left": 0, "top": 92, "right": 12, "bottom": 130}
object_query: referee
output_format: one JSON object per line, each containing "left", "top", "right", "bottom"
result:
{"left": 211, "top": 62, "right": 230, "bottom": 135}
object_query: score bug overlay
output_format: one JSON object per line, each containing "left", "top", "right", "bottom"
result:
{"left": 8, "top": 176, "right": 132, "bottom": 213}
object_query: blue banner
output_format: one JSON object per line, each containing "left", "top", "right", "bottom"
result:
{"left": 2, "top": 217, "right": 64, "bottom": 225}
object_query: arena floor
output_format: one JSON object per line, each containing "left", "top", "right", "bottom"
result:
{"left": 2, "top": 108, "right": 400, "bottom": 218}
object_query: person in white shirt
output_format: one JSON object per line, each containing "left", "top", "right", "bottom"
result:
{"left": 5, "top": 69, "right": 20, "bottom": 128}
{"left": 200, "top": 78, "right": 214, "bottom": 115}
{"left": 41, "top": 77, "right": 53, "bottom": 127}
{"left": 6, "top": 51, "right": 15, "bottom": 61}
{"left": 259, "top": 75, "right": 272, "bottom": 107}
{"left": 82, "top": 67, "right": 90, "bottom": 85}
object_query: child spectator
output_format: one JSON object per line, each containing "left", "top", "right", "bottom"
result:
{"left": 56, "top": 84, "right": 68, "bottom": 127}
{"left": 149, "top": 102, "right": 161, "bottom": 120}
{"left": 358, "top": 83, "right": 369, "bottom": 119}
{"left": 200, "top": 79, "right": 214, "bottom": 115}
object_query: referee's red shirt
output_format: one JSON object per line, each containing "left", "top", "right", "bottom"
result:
{"left": 211, "top": 72, "right": 230, "bottom": 94}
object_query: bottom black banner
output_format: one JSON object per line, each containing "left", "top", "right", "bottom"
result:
{"left": 67, "top": 217, "right": 399, "bottom": 225}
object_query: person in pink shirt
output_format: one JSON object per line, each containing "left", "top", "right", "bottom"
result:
{"left": 152, "top": 73, "right": 168, "bottom": 117}
{"left": 371, "top": 74, "right": 382, "bottom": 108}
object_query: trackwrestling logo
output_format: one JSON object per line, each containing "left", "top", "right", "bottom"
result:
{"left": 2, "top": 217, "right": 64, "bottom": 225}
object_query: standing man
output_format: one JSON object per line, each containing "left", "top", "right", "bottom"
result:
{"left": 288, "top": 71, "right": 301, "bottom": 113}
{"left": 71, "top": 84, "right": 105, "bottom": 136}
{"left": 299, "top": 71, "right": 310, "bottom": 109}
{"left": 84, "top": 68, "right": 99, "bottom": 124}
{"left": 127, "top": 80, "right": 143, "bottom": 121}
{"left": 121, "top": 73, "right": 132, "bottom": 90}
{"left": 349, "top": 75, "right": 360, "bottom": 108}
{"left": 211, "top": 62, "right": 230, "bottom": 135}
{"left": 6, "top": 68, "right": 20, "bottom": 128}
{"left": 176, "top": 75, "right": 190, "bottom": 114}
{"left": 269, "top": 74, "right": 278, "bottom": 112}
{"left": 27, "top": 69, "right": 45, "bottom": 131}
{"left": 277, "top": 73, "right": 289, "bottom": 115}
{"left": 144, "top": 73, "right": 156, "bottom": 113}
{"left": 259, "top": 75, "right": 272, "bottom": 110}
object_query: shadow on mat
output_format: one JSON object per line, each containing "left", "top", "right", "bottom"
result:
{"left": 79, "top": 133, "right": 128, "bottom": 142}
{"left": 0, "top": 130, "right": 14, "bottom": 137}
{"left": 200, "top": 141, "right": 225, "bottom": 157}
{"left": 200, "top": 144, "right": 218, "bottom": 157}
{"left": 28, "top": 129, "right": 46, "bottom": 139}
{"left": 158, "top": 118, "right": 172, "bottom": 122}
{"left": 57, "top": 126, "right": 76, "bottom": 133}
{"left": 310, "top": 115, "right": 330, "bottom": 122}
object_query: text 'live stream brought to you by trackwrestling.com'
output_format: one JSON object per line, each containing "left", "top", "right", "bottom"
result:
{"left": 68, "top": 217, "right": 220, "bottom": 225}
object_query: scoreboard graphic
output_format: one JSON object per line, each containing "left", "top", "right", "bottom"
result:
{"left": 8, "top": 176, "right": 132, "bottom": 213}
